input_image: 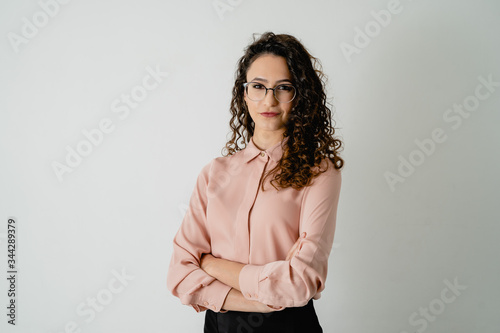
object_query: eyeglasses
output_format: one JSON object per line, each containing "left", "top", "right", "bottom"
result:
{"left": 243, "top": 82, "right": 296, "bottom": 103}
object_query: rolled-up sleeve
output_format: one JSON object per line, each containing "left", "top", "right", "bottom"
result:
{"left": 167, "top": 160, "right": 232, "bottom": 313}
{"left": 239, "top": 166, "right": 342, "bottom": 308}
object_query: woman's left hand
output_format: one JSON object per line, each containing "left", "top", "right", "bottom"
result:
{"left": 200, "top": 253, "right": 216, "bottom": 273}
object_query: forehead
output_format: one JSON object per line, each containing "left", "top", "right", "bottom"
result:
{"left": 246, "top": 54, "right": 291, "bottom": 82}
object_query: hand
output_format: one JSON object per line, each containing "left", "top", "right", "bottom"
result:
{"left": 200, "top": 253, "right": 216, "bottom": 274}
{"left": 285, "top": 232, "right": 307, "bottom": 261}
{"left": 221, "top": 288, "right": 285, "bottom": 313}
{"left": 256, "top": 302, "right": 285, "bottom": 313}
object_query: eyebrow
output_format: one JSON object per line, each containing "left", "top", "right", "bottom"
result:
{"left": 250, "top": 77, "right": 293, "bottom": 84}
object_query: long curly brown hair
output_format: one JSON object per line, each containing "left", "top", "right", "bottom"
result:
{"left": 221, "top": 32, "right": 344, "bottom": 191}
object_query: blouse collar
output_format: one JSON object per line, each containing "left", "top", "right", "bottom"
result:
{"left": 243, "top": 135, "right": 289, "bottom": 164}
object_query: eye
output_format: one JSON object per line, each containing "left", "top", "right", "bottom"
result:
{"left": 250, "top": 83, "right": 265, "bottom": 89}
{"left": 277, "top": 85, "right": 293, "bottom": 91}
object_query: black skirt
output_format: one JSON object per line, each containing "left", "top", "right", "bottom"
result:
{"left": 203, "top": 299, "right": 323, "bottom": 333}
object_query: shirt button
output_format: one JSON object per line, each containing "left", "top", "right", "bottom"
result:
{"left": 254, "top": 293, "right": 258, "bottom": 298}
{"left": 203, "top": 301, "right": 209, "bottom": 306}
{"left": 260, "top": 152, "right": 265, "bottom": 157}
{"left": 246, "top": 293, "right": 252, "bottom": 298}
{"left": 211, "top": 305, "right": 216, "bottom": 311}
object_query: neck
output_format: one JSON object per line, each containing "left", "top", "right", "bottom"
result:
{"left": 251, "top": 130, "right": 285, "bottom": 151}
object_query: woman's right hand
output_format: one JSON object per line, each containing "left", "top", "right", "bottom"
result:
{"left": 256, "top": 302, "right": 285, "bottom": 313}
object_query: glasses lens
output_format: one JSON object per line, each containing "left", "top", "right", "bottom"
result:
{"left": 245, "top": 83, "right": 296, "bottom": 103}
{"left": 275, "top": 84, "right": 296, "bottom": 103}
{"left": 246, "top": 83, "right": 266, "bottom": 101}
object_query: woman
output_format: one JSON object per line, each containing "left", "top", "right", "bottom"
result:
{"left": 167, "top": 32, "right": 344, "bottom": 332}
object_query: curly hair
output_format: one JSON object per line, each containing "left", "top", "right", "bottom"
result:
{"left": 221, "top": 32, "right": 344, "bottom": 191}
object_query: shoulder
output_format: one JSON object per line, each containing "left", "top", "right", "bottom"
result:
{"left": 200, "top": 151, "right": 245, "bottom": 180}
{"left": 312, "top": 158, "right": 342, "bottom": 182}
{"left": 298, "top": 159, "right": 342, "bottom": 212}
{"left": 305, "top": 158, "right": 342, "bottom": 194}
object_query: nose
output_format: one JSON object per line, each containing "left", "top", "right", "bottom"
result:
{"left": 263, "top": 88, "right": 279, "bottom": 106}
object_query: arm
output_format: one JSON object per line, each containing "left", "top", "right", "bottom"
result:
{"left": 200, "top": 253, "right": 244, "bottom": 291}
{"left": 221, "top": 288, "right": 275, "bottom": 312}
{"left": 200, "top": 254, "right": 286, "bottom": 312}
{"left": 166, "top": 160, "right": 232, "bottom": 313}
{"left": 200, "top": 234, "right": 305, "bottom": 292}
{"left": 204, "top": 164, "right": 342, "bottom": 308}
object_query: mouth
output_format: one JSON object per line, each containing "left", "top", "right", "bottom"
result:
{"left": 260, "top": 112, "right": 279, "bottom": 117}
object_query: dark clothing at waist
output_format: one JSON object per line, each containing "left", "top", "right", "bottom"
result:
{"left": 204, "top": 299, "right": 323, "bottom": 333}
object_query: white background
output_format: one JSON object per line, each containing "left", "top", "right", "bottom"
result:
{"left": 1, "top": 0, "right": 499, "bottom": 332}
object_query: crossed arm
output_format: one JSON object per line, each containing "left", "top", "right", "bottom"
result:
{"left": 199, "top": 235, "right": 304, "bottom": 312}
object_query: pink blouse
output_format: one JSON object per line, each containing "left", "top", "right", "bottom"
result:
{"left": 167, "top": 135, "right": 342, "bottom": 313}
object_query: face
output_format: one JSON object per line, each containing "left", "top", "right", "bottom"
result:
{"left": 244, "top": 54, "right": 294, "bottom": 136}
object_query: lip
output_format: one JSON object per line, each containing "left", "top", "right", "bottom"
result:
{"left": 260, "top": 112, "right": 279, "bottom": 117}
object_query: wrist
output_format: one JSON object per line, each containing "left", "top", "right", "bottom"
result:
{"left": 201, "top": 254, "right": 217, "bottom": 276}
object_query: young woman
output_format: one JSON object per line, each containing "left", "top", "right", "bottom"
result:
{"left": 167, "top": 32, "right": 344, "bottom": 332}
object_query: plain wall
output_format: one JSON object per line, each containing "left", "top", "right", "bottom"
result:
{"left": 0, "top": 0, "right": 499, "bottom": 332}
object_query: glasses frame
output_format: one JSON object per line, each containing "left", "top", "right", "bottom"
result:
{"left": 243, "top": 82, "right": 297, "bottom": 104}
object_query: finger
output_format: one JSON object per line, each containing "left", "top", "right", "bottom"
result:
{"left": 286, "top": 238, "right": 300, "bottom": 261}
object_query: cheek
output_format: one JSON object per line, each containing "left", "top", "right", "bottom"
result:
{"left": 245, "top": 99, "right": 257, "bottom": 114}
